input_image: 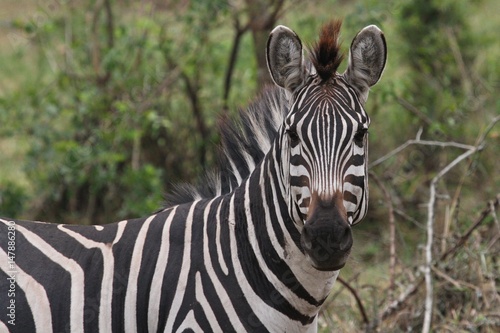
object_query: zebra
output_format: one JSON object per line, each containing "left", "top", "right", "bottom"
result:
{"left": 0, "top": 19, "right": 386, "bottom": 332}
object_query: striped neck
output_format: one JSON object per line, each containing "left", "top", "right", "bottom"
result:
{"left": 227, "top": 141, "right": 338, "bottom": 323}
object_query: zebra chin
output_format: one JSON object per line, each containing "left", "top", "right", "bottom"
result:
{"left": 299, "top": 195, "right": 354, "bottom": 271}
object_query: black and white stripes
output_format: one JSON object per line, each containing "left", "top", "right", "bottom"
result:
{"left": 1, "top": 20, "right": 386, "bottom": 332}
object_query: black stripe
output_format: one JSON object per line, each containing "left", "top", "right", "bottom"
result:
{"left": 135, "top": 213, "right": 168, "bottom": 332}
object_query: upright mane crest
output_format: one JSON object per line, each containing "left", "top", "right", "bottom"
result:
{"left": 310, "top": 20, "right": 344, "bottom": 81}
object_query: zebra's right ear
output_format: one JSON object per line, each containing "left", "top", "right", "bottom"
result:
{"left": 266, "top": 25, "right": 305, "bottom": 92}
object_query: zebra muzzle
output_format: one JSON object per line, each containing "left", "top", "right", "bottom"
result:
{"left": 300, "top": 194, "right": 353, "bottom": 271}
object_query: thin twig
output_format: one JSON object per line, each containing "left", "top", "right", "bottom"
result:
{"left": 369, "top": 135, "right": 476, "bottom": 169}
{"left": 444, "top": 115, "right": 500, "bottom": 255}
{"left": 431, "top": 266, "right": 479, "bottom": 292}
{"left": 337, "top": 276, "right": 369, "bottom": 325}
{"left": 397, "top": 97, "right": 434, "bottom": 129}
{"left": 441, "top": 194, "right": 500, "bottom": 261}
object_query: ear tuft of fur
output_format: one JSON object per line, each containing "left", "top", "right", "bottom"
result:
{"left": 310, "top": 20, "right": 344, "bottom": 81}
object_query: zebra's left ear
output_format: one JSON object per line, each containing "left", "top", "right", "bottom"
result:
{"left": 266, "top": 25, "right": 305, "bottom": 92}
{"left": 344, "top": 25, "right": 387, "bottom": 103}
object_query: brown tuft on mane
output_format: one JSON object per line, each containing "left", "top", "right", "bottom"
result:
{"left": 310, "top": 20, "right": 344, "bottom": 81}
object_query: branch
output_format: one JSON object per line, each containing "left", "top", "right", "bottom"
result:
{"left": 374, "top": 119, "right": 500, "bottom": 327}
{"left": 103, "top": 0, "right": 114, "bottom": 49}
{"left": 181, "top": 72, "right": 208, "bottom": 168}
{"left": 397, "top": 97, "right": 434, "bottom": 129}
{"left": 422, "top": 143, "right": 482, "bottom": 333}
{"left": 222, "top": 17, "right": 250, "bottom": 113}
{"left": 337, "top": 276, "right": 369, "bottom": 325}
{"left": 370, "top": 132, "right": 476, "bottom": 169}
{"left": 379, "top": 194, "right": 499, "bottom": 322}
{"left": 441, "top": 194, "right": 500, "bottom": 261}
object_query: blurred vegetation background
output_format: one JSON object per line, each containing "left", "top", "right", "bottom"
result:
{"left": 0, "top": 0, "right": 498, "bottom": 331}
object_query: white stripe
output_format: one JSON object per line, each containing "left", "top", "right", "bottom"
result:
{"left": 257, "top": 165, "right": 319, "bottom": 314}
{"left": 267, "top": 165, "right": 337, "bottom": 302}
{"left": 57, "top": 220, "right": 127, "bottom": 333}
{"left": 0, "top": 320, "right": 10, "bottom": 333}
{"left": 14, "top": 223, "right": 85, "bottom": 333}
{"left": 174, "top": 310, "right": 202, "bottom": 333}
{"left": 215, "top": 202, "right": 229, "bottom": 275}
{"left": 230, "top": 191, "right": 309, "bottom": 332}
{"left": 0, "top": 243, "right": 53, "bottom": 332}
{"left": 203, "top": 199, "right": 245, "bottom": 331}
{"left": 194, "top": 271, "right": 222, "bottom": 331}
{"left": 164, "top": 202, "right": 197, "bottom": 332}
{"left": 124, "top": 215, "right": 157, "bottom": 333}
{"left": 345, "top": 163, "right": 365, "bottom": 177}
{"left": 148, "top": 208, "right": 176, "bottom": 332}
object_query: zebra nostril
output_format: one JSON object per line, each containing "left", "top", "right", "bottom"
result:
{"left": 339, "top": 227, "right": 353, "bottom": 251}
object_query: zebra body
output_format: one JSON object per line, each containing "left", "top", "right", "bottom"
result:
{"left": 1, "top": 20, "right": 386, "bottom": 332}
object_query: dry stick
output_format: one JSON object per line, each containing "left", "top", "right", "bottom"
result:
{"left": 373, "top": 117, "right": 500, "bottom": 328}
{"left": 369, "top": 171, "right": 397, "bottom": 300}
{"left": 369, "top": 137, "right": 475, "bottom": 169}
{"left": 443, "top": 115, "right": 500, "bottom": 254}
{"left": 423, "top": 144, "right": 481, "bottom": 333}
{"left": 397, "top": 98, "right": 435, "bottom": 129}
{"left": 320, "top": 271, "right": 362, "bottom": 320}
{"left": 431, "top": 266, "right": 479, "bottom": 292}
{"left": 379, "top": 194, "right": 500, "bottom": 321}
{"left": 441, "top": 194, "right": 500, "bottom": 261}
{"left": 337, "top": 276, "right": 369, "bottom": 325}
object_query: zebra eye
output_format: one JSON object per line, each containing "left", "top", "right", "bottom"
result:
{"left": 286, "top": 128, "right": 300, "bottom": 143}
{"left": 354, "top": 128, "right": 368, "bottom": 146}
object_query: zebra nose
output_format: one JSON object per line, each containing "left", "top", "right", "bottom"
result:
{"left": 301, "top": 205, "right": 353, "bottom": 271}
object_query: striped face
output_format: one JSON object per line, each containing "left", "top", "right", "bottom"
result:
{"left": 283, "top": 75, "right": 369, "bottom": 227}
{"left": 267, "top": 22, "right": 386, "bottom": 270}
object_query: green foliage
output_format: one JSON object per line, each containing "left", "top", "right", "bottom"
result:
{"left": 0, "top": 180, "right": 27, "bottom": 218}
{"left": 0, "top": 1, "right": 255, "bottom": 223}
{"left": 396, "top": 0, "right": 492, "bottom": 135}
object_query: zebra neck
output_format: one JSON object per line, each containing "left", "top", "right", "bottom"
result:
{"left": 225, "top": 149, "right": 339, "bottom": 320}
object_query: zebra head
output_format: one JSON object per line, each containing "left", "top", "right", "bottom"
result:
{"left": 267, "top": 20, "right": 386, "bottom": 271}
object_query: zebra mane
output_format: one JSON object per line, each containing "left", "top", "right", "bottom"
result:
{"left": 164, "top": 86, "right": 290, "bottom": 207}
{"left": 310, "top": 19, "right": 344, "bottom": 81}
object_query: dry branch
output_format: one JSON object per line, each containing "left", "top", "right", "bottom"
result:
{"left": 336, "top": 276, "right": 369, "bottom": 325}
{"left": 369, "top": 134, "right": 475, "bottom": 169}
{"left": 378, "top": 194, "right": 500, "bottom": 322}
{"left": 422, "top": 142, "right": 482, "bottom": 333}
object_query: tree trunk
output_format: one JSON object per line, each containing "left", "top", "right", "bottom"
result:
{"left": 244, "top": 0, "right": 285, "bottom": 90}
